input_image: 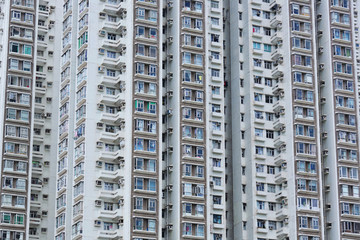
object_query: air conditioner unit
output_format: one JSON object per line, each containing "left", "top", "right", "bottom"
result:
{"left": 97, "top": 122, "right": 104, "bottom": 128}
{"left": 167, "top": 18, "right": 173, "bottom": 26}
{"left": 167, "top": 146, "right": 173, "bottom": 152}
{"left": 97, "top": 84, "right": 104, "bottom": 91}
{"left": 167, "top": 224, "right": 173, "bottom": 230}
{"left": 167, "top": 90, "right": 173, "bottom": 97}
{"left": 47, "top": 66, "right": 53, "bottom": 71}
{"left": 46, "top": 113, "right": 52, "bottom": 118}
{"left": 166, "top": 109, "right": 173, "bottom": 116}
{"left": 325, "top": 203, "right": 331, "bottom": 210}
{"left": 320, "top": 80, "right": 325, "bottom": 86}
{"left": 168, "top": 1, "right": 173, "bottom": 8}
{"left": 44, "top": 161, "right": 50, "bottom": 166}
{"left": 167, "top": 203, "right": 173, "bottom": 210}
{"left": 119, "top": 199, "right": 124, "bottom": 206}
{"left": 96, "top": 141, "right": 103, "bottom": 147}
{"left": 119, "top": 160, "right": 125, "bottom": 168}
{"left": 320, "top": 97, "right": 326, "bottom": 103}
{"left": 318, "top": 47, "right": 324, "bottom": 53}
{"left": 119, "top": 218, "right": 124, "bottom": 225}
{"left": 210, "top": 181, "right": 214, "bottom": 187}
{"left": 95, "top": 180, "right": 102, "bottom": 187}
{"left": 326, "top": 222, "right": 332, "bottom": 228}
{"left": 98, "top": 66, "right": 105, "bottom": 72}
{"left": 167, "top": 36, "right": 173, "bottom": 43}
{"left": 96, "top": 161, "right": 103, "bottom": 167}
{"left": 317, "top": 30, "right": 323, "bottom": 36}
{"left": 97, "top": 104, "right": 104, "bottom": 110}
{"left": 284, "top": 218, "right": 289, "bottom": 224}
{"left": 209, "top": 55, "right": 213, "bottom": 60}
{"left": 324, "top": 167, "right": 329, "bottom": 174}
{"left": 99, "top": 12, "right": 106, "bottom": 18}
{"left": 322, "top": 132, "right": 328, "bottom": 138}
{"left": 95, "top": 200, "right": 102, "bottom": 207}
{"left": 45, "top": 129, "right": 51, "bottom": 134}
{"left": 98, "top": 48, "right": 105, "bottom": 55}
{"left": 46, "top": 97, "right": 52, "bottom": 102}
{"left": 269, "top": 226, "right": 274, "bottom": 230}
{"left": 321, "top": 115, "right": 327, "bottom": 121}
{"left": 94, "top": 220, "right": 101, "bottom": 226}
{"left": 317, "top": 14, "right": 322, "bottom": 20}
{"left": 99, "top": 30, "right": 106, "bottom": 36}
{"left": 167, "top": 54, "right": 173, "bottom": 61}
{"left": 167, "top": 72, "right": 173, "bottom": 80}
{"left": 323, "top": 149, "right": 328, "bottom": 156}
{"left": 319, "top": 64, "right": 324, "bottom": 70}
{"left": 118, "top": 178, "right": 125, "bottom": 186}
{"left": 167, "top": 165, "right": 173, "bottom": 172}
{"left": 325, "top": 185, "right": 330, "bottom": 191}
{"left": 281, "top": 199, "right": 288, "bottom": 205}
{"left": 167, "top": 184, "right": 173, "bottom": 191}
{"left": 167, "top": 127, "right": 173, "bottom": 134}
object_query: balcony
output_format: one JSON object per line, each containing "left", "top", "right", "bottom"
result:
{"left": 100, "top": 112, "right": 125, "bottom": 124}
{"left": 99, "top": 93, "right": 125, "bottom": 107}
{"left": 275, "top": 191, "right": 288, "bottom": 201}
{"left": 98, "top": 209, "right": 123, "bottom": 221}
{"left": 270, "top": 14, "right": 282, "bottom": 28}
{"left": 98, "top": 229, "right": 123, "bottom": 240}
{"left": 271, "top": 47, "right": 283, "bottom": 61}
{"left": 99, "top": 169, "right": 123, "bottom": 182}
{"left": 275, "top": 170, "right": 287, "bottom": 184}
{"left": 273, "top": 116, "right": 285, "bottom": 131}
{"left": 212, "top": 148, "right": 223, "bottom": 155}
{"left": 274, "top": 135, "right": 286, "bottom": 149}
{"left": 99, "top": 131, "right": 124, "bottom": 144}
{"left": 270, "top": 30, "right": 283, "bottom": 44}
{"left": 30, "top": 215, "right": 41, "bottom": 225}
{"left": 272, "top": 99, "right": 285, "bottom": 113}
{"left": 276, "top": 208, "right": 288, "bottom": 221}
{"left": 276, "top": 226, "right": 289, "bottom": 239}
{"left": 102, "top": 21, "right": 127, "bottom": 34}
{"left": 271, "top": 65, "right": 284, "bottom": 78}
{"left": 101, "top": 57, "right": 126, "bottom": 70}
{"left": 98, "top": 189, "right": 123, "bottom": 201}
{"left": 99, "top": 149, "right": 124, "bottom": 162}
{"left": 101, "top": 76, "right": 125, "bottom": 89}
{"left": 102, "top": 39, "right": 126, "bottom": 52}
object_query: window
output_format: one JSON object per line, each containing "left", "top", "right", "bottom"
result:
{"left": 264, "top": 44, "right": 271, "bottom": 52}
{"left": 253, "top": 42, "right": 261, "bottom": 50}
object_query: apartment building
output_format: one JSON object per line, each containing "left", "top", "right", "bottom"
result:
{"left": 0, "top": 0, "right": 359, "bottom": 240}
{"left": 228, "top": 0, "right": 360, "bottom": 239}
{"left": 162, "top": 0, "right": 226, "bottom": 239}
{"left": 0, "top": 0, "right": 59, "bottom": 239}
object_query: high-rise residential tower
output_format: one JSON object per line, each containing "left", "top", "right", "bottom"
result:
{"left": 0, "top": 0, "right": 59, "bottom": 239}
{"left": 0, "top": 0, "right": 359, "bottom": 240}
{"left": 228, "top": 0, "right": 360, "bottom": 239}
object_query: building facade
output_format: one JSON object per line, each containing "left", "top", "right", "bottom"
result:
{"left": 0, "top": 0, "right": 358, "bottom": 240}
